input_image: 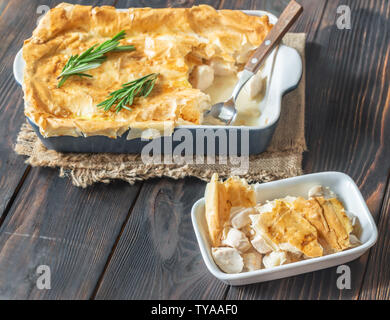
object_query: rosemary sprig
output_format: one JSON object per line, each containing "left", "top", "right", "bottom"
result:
{"left": 97, "top": 73, "right": 159, "bottom": 113}
{"left": 57, "top": 30, "right": 135, "bottom": 88}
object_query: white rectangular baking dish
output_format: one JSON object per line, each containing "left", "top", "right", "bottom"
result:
{"left": 191, "top": 172, "right": 378, "bottom": 285}
{"left": 13, "top": 9, "right": 303, "bottom": 155}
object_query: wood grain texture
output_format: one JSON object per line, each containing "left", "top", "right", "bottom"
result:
{"left": 0, "top": 166, "right": 142, "bottom": 299}
{"left": 114, "top": 0, "right": 224, "bottom": 9}
{"left": 0, "top": 0, "right": 41, "bottom": 222}
{"left": 0, "top": 1, "right": 10, "bottom": 19}
{"left": 0, "top": 0, "right": 116, "bottom": 220}
{"left": 0, "top": 0, "right": 79, "bottom": 218}
{"left": 244, "top": 0, "right": 303, "bottom": 73}
{"left": 0, "top": 0, "right": 147, "bottom": 300}
{"left": 94, "top": 178, "right": 228, "bottom": 299}
{"left": 359, "top": 175, "right": 390, "bottom": 300}
{"left": 0, "top": 0, "right": 388, "bottom": 300}
{"left": 227, "top": 0, "right": 390, "bottom": 300}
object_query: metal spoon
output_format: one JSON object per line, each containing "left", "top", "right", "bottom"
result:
{"left": 203, "top": 0, "right": 303, "bottom": 125}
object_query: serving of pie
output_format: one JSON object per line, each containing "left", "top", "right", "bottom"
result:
{"left": 204, "top": 174, "right": 361, "bottom": 273}
{"left": 22, "top": 3, "right": 273, "bottom": 138}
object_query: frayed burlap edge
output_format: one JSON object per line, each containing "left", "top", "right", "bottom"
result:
{"left": 15, "top": 122, "right": 303, "bottom": 188}
{"left": 14, "top": 33, "right": 306, "bottom": 188}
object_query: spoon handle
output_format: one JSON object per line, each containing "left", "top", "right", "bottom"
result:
{"left": 244, "top": 0, "right": 303, "bottom": 74}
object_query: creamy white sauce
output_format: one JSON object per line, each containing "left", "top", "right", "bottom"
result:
{"left": 204, "top": 74, "right": 265, "bottom": 126}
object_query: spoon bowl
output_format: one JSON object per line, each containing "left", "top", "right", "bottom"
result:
{"left": 203, "top": 99, "right": 237, "bottom": 125}
{"left": 203, "top": 69, "right": 254, "bottom": 125}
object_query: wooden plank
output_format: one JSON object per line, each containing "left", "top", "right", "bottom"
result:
{"left": 0, "top": 0, "right": 386, "bottom": 301}
{"left": 0, "top": 0, "right": 72, "bottom": 216}
{"left": 359, "top": 175, "right": 390, "bottom": 300}
{"left": 0, "top": 1, "right": 10, "bottom": 19}
{"left": 0, "top": 0, "right": 117, "bottom": 220}
{"left": 114, "top": 0, "right": 290, "bottom": 11}
{"left": 0, "top": 166, "right": 142, "bottom": 299}
{"left": 0, "top": 0, "right": 50, "bottom": 220}
{"left": 93, "top": 178, "right": 229, "bottom": 299}
{"left": 114, "top": 0, "right": 222, "bottom": 8}
{"left": 227, "top": 0, "right": 390, "bottom": 300}
{"left": 0, "top": 0, "right": 145, "bottom": 300}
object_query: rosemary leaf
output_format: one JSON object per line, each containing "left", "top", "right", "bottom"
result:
{"left": 57, "top": 30, "right": 135, "bottom": 88}
{"left": 97, "top": 73, "right": 159, "bottom": 113}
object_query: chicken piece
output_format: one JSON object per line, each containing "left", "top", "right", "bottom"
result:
{"left": 256, "top": 201, "right": 276, "bottom": 214}
{"left": 190, "top": 65, "right": 214, "bottom": 91}
{"left": 235, "top": 42, "right": 255, "bottom": 64}
{"left": 308, "top": 185, "right": 324, "bottom": 198}
{"left": 345, "top": 210, "right": 362, "bottom": 237}
{"left": 263, "top": 251, "right": 289, "bottom": 269}
{"left": 250, "top": 234, "right": 274, "bottom": 254}
{"left": 279, "top": 242, "right": 303, "bottom": 255}
{"left": 349, "top": 234, "right": 361, "bottom": 247}
{"left": 237, "top": 70, "right": 264, "bottom": 99}
{"left": 242, "top": 251, "right": 262, "bottom": 271}
{"left": 212, "top": 247, "right": 243, "bottom": 274}
{"left": 286, "top": 251, "right": 303, "bottom": 263}
{"left": 209, "top": 59, "right": 235, "bottom": 76}
{"left": 222, "top": 228, "right": 251, "bottom": 253}
{"left": 245, "top": 71, "right": 264, "bottom": 99}
{"left": 345, "top": 210, "right": 358, "bottom": 227}
{"left": 308, "top": 185, "right": 336, "bottom": 199}
{"left": 241, "top": 224, "right": 255, "bottom": 238}
{"left": 231, "top": 207, "right": 255, "bottom": 229}
{"left": 249, "top": 214, "right": 278, "bottom": 253}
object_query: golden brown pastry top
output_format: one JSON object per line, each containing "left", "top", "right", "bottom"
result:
{"left": 254, "top": 200, "right": 324, "bottom": 258}
{"left": 293, "top": 196, "right": 353, "bottom": 253}
{"left": 205, "top": 173, "right": 255, "bottom": 246}
{"left": 22, "top": 3, "right": 273, "bottom": 137}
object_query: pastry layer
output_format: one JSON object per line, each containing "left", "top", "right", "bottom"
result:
{"left": 205, "top": 173, "right": 256, "bottom": 246}
{"left": 254, "top": 200, "right": 324, "bottom": 258}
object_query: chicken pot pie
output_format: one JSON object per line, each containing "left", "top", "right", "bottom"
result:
{"left": 22, "top": 3, "right": 273, "bottom": 138}
{"left": 205, "top": 175, "right": 361, "bottom": 274}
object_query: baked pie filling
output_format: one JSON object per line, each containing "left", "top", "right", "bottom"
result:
{"left": 205, "top": 174, "right": 361, "bottom": 273}
{"left": 22, "top": 4, "right": 273, "bottom": 138}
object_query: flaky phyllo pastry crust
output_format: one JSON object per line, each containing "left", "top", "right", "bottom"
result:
{"left": 205, "top": 174, "right": 357, "bottom": 265}
{"left": 205, "top": 173, "right": 256, "bottom": 246}
{"left": 22, "top": 3, "right": 273, "bottom": 137}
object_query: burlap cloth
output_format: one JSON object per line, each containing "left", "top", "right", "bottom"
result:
{"left": 14, "top": 33, "right": 306, "bottom": 188}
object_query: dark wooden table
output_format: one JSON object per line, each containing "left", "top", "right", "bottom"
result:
{"left": 0, "top": 0, "right": 388, "bottom": 300}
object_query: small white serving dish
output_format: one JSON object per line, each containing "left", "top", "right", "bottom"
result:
{"left": 191, "top": 172, "right": 378, "bottom": 285}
